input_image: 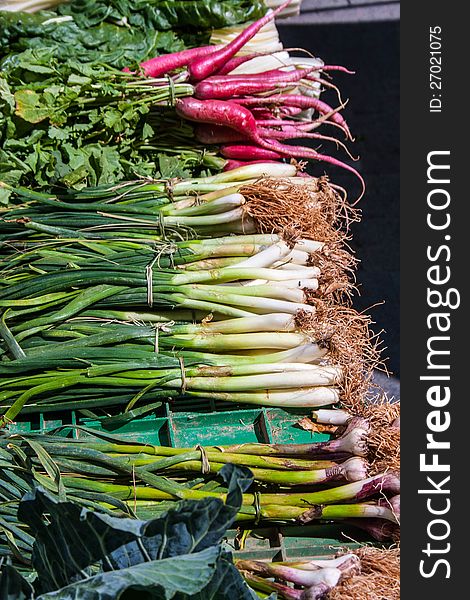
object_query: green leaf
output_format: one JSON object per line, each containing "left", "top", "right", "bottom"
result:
{"left": 18, "top": 466, "right": 253, "bottom": 594}
{"left": 37, "top": 547, "right": 220, "bottom": 600}
{"left": 187, "top": 552, "right": 260, "bottom": 600}
{"left": 0, "top": 562, "right": 35, "bottom": 600}
{"left": 14, "top": 90, "right": 52, "bottom": 124}
{"left": 142, "top": 123, "right": 155, "bottom": 141}
{"left": 0, "top": 77, "right": 15, "bottom": 110}
{"left": 67, "top": 74, "right": 92, "bottom": 86}
{"left": 158, "top": 155, "right": 191, "bottom": 179}
{"left": 22, "top": 438, "right": 66, "bottom": 500}
{"left": 103, "top": 109, "right": 124, "bottom": 132}
{"left": 48, "top": 127, "right": 69, "bottom": 141}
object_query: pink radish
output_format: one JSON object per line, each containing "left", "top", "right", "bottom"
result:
{"left": 195, "top": 123, "right": 354, "bottom": 159}
{"left": 196, "top": 65, "right": 352, "bottom": 87}
{"left": 220, "top": 144, "right": 284, "bottom": 160}
{"left": 280, "top": 106, "right": 303, "bottom": 117}
{"left": 195, "top": 79, "right": 301, "bottom": 100}
{"left": 194, "top": 124, "right": 248, "bottom": 145}
{"left": 248, "top": 107, "right": 303, "bottom": 119}
{"left": 234, "top": 95, "right": 352, "bottom": 139}
{"left": 215, "top": 52, "right": 275, "bottom": 75}
{"left": 201, "top": 65, "right": 342, "bottom": 83}
{"left": 124, "top": 45, "right": 222, "bottom": 78}
{"left": 255, "top": 119, "right": 351, "bottom": 137}
{"left": 254, "top": 119, "right": 310, "bottom": 127}
{"left": 223, "top": 159, "right": 281, "bottom": 171}
{"left": 175, "top": 98, "right": 266, "bottom": 145}
{"left": 257, "top": 127, "right": 357, "bottom": 160}
{"left": 187, "top": 0, "right": 293, "bottom": 81}
{"left": 175, "top": 98, "right": 363, "bottom": 199}
{"left": 249, "top": 108, "right": 279, "bottom": 119}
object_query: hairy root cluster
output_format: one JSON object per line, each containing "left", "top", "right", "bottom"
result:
{"left": 240, "top": 176, "right": 360, "bottom": 240}
{"left": 355, "top": 399, "right": 400, "bottom": 475}
{"left": 240, "top": 178, "right": 359, "bottom": 302}
{"left": 329, "top": 546, "right": 400, "bottom": 600}
{"left": 295, "top": 300, "right": 383, "bottom": 404}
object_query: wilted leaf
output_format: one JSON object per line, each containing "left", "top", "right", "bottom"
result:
{"left": 14, "top": 90, "right": 52, "bottom": 124}
{"left": 296, "top": 417, "right": 338, "bottom": 435}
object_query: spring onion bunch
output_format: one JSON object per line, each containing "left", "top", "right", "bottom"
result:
{"left": 0, "top": 428, "right": 400, "bottom": 543}
{"left": 0, "top": 168, "right": 377, "bottom": 424}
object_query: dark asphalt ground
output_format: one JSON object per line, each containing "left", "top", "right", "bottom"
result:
{"left": 277, "top": 20, "right": 400, "bottom": 397}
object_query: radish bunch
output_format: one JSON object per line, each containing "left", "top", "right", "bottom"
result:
{"left": 129, "top": 0, "right": 364, "bottom": 201}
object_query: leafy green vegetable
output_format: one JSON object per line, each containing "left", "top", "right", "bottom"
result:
{"left": 0, "top": 12, "right": 189, "bottom": 72}
{"left": 38, "top": 548, "right": 221, "bottom": 599}
{"left": 0, "top": 465, "right": 259, "bottom": 599}
{"left": 0, "top": 1, "right": 266, "bottom": 69}
{"left": 0, "top": 57, "right": 223, "bottom": 195}
{"left": 0, "top": 0, "right": 264, "bottom": 197}
{"left": 58, "top": 0, "right": 266, "bottom": 33}
{"left": 0, "top": 563, "right": 35, "bottom": 600}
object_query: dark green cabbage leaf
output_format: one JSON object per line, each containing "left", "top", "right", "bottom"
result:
{"left": 0, "top": 465, "right": 263, "bottom": 599}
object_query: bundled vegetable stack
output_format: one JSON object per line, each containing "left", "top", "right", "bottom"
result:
{"left": 0, "top": 0, "right": 361, "bottom": 200}
{"left": 237, "top": 546, "right": 400, "bottom": 599}
{"left": 0, "top": 1, "right": 400, "bottom": 595}
{"left": 0, "top": 471, "right": 399, "bottom": 599}
{"left": 0, "top": 404, "right": 399, "bottom": 547}
{"left": 0, "top": 164, "right": 377, "bottom": 425}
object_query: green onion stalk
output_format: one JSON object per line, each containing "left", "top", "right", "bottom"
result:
{"left": 0, "top": 300, "right": 375, "bottom": 421}
{"left": 238, "top": 547, "right": 400, "bottom": 600}
{"left": 238, "top": 555, "right": 361, "bottom": 577}
{"left": 0, "top": 432, "right": 400, "bottom": 542}
{"left": 0, "top": 165, "right": 351, "bottom": 246}
{"left": 239, "top": 564, "right": 344, "bottom": 599}
{"left": 0, "top": 174, "right": 374, "bottom": 424}
{"left": 0, "top": 200, "right": 375, "bottom": 423}
{"left": 240, "top": 570, "right": 331, "bottom": 600}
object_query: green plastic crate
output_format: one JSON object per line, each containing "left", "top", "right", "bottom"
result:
{"left": 8, "top": 400, "right": 372, "bottom": 559}
{"left": 9, "top": 399, "right": 330, "bottom": 446}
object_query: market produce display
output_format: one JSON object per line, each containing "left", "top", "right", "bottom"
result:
{"left": 0, "top": 0, "right": 399, "bottom": 598}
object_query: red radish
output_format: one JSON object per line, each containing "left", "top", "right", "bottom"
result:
{"left": 175, "top": 98, "right": 267, "bottom": 146}
{"left": 194, "top": 124, "right": 248, "bottom": 145}
{"left": 249, "top": 108, "right": 278, "bottom": 119}
{"left": 254, "top": 119, "right": 309, "bottom": 127}
{"left": 215, "top": 54, "right": 261, "bottom": 76}
{"left": 256, "top": 119, "right": 352, "bottom": 138}
{"left": 248, "top": 107, "right": 303, "bottom": 119}
{"left": 194, "top": 79, "right": 299, "bottom": 100}
{"left": 280, "top": 106, "right": 303, "bottom": 117}
{"left": 215, "top": 52, "right": 275, "bottom": 75}
{"left": 220, "top": 144, "right": 284, "bottom": 160}
{"left": 202, "top": 66, "right": 317, "bottom": 83}
{"left": 187, "top": 0, "right": 293, "bottom": 81}
{"left": 223, "top": 159, "right": 281, "bottom": 171}
{"left": 297, "top": 65, "right": 355, "bottom": 75}
{"left": 234, "top": 95, "right": 352, "bottom": 139}
{"left": 195, "top": 123, "right": 354, "bottom": 159}
{"left": 196, "top": 66, "right": 331, "bottom": 89}
{"left": 124, "top": 45, "right": 222, "bottom": 77}
{"left": 257, "top": 127, "right": 357, "bottom": 160}
{"left": 175, "top": 98, "right": 363, "bottom": 198}
{"left": 258, "top": 126, "right": 342, "bottom": 144}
